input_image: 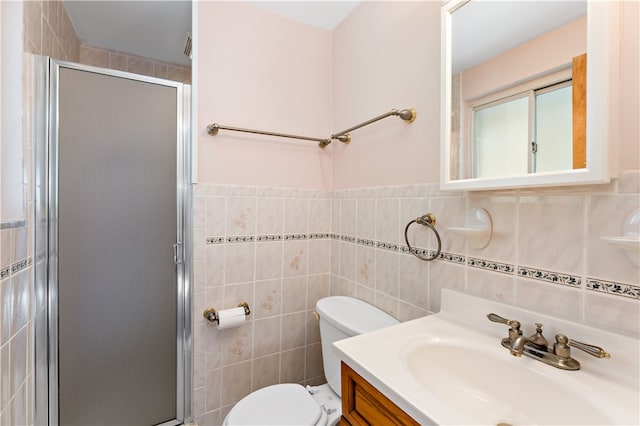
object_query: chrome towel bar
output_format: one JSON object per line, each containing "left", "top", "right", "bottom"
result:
{"left": 206, "top": 123, "right": 333, "bottom": 148}
{"left": 331, "top": 108, "right": 416, "bottom": 142}
{"left": 206, "top": 108, "right": 416, "bottom": 149}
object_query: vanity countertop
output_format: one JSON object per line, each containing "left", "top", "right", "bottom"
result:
{"left": 333, "top": 289, "right": 640, "bottom": 425}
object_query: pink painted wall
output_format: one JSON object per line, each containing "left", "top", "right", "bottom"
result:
{"left": 460, "top": 17, "right": 587, "bottom": 101}
{"left": 196, "top": 0, "right": 637, "bottom": 190}
{"left": 331, "top": 1, "right": 442, "bottom": 189}
{"left": 618, "top": 0, "right": 639, "bottom": 172}
{"left": 196, "top": 1, "right": 333, "bottom": 189}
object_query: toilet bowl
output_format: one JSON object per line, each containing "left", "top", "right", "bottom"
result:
{"left": 223, "top": 296, "right": 399, "bottom": 426}
{"left": 222, "top": 383, "right": 338, "bottom": 426}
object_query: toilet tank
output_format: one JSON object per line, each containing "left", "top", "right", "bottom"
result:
{"left": 315, "top": 296, "right": 399, "bottom": 397}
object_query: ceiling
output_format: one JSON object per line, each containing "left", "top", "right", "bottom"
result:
{"left": 63, "top": 1, "right": 360, "bottom": 66}
{"left": 250, "top": 1, "right": 360, "bottom": 30}
{"left": 63, "top": 1, "right": 192, "bottom": 66}
{"left": 453, "top": 1, "right": 587, "bottom": 73}
{"left": 64, "top": 1, "right": 586, "bottom": 71}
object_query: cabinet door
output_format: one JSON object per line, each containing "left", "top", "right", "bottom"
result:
{"left": 341, "top": 362, "right": 419, "bottom": 426}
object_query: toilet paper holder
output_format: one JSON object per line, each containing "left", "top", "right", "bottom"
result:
{"left": 203, "top": 302, "right": 251, "bottom": 324}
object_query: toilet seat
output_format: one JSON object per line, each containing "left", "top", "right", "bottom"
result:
{"left": 224, "top": 383, "right": 327, "bottom": 425}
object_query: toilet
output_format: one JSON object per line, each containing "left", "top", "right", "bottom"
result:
{"left": 223, "top": 296, "right": 399, "bottom": 425}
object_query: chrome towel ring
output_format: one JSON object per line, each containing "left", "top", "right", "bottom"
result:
{"left": 404, "top": 213, "right": 442, "bottom": 261}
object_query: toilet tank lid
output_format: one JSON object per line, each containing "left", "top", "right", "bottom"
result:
{"left": 315, "top": 296, "right": 399, "bottom": 336}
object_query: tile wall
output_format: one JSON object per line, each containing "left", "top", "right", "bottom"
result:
{"left": 193, "top": 176, "right": 639, "bottom": 425}
{"left": 1, "top": 1, "right": 78, "bottom": 424}
{"left": 329, "top": 174, "right": 640, "bottom": 336}
{"left": 0, "top": 230, "right": 32, "bottom": 426}
{"left": 192, "top": 185, "right": 332, "bottom": 425}
{"left": 79, "top": 45, "right": 191, "bottom": 84}
{"left": 23, "top": 0, "right": 81, "bottom": 62}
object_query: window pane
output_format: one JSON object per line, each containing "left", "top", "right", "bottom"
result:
{"left": 535, "top": 85, "right": 573, "bottom": 172}
{"left": 474, "top": 96, "right": 529, "bottom": 178}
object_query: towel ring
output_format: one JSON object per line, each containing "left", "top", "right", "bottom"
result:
{"left": 404, "top": 213, "right": 442, "bottom": 261}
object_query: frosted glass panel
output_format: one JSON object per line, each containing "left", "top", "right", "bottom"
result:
{"left": 535, "top": 85, "right": 573, "bottom": 172}
{"left": 58, "top": 68, "right": 177, "bottom": 425}
{"left": 474, "top": 96, "right": 529, "bottom": 178}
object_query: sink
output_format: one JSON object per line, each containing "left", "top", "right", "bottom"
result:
{"left": 333, "top": 289, "right": 640, "bottom": 425}
{"left": 403, "top": 340, "right": 612, "bottom": 425}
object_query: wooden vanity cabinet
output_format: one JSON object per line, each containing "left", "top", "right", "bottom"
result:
{"left": 340, "top": 362, "right": 419, "bottom": 426}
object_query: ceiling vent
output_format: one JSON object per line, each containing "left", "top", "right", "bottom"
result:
{"left": 184, "top": 34, "right": 192, "bottom": 60}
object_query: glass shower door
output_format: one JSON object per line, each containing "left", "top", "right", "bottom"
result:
{"left": 56, "top": 66, "right": 179, "bottom": 426}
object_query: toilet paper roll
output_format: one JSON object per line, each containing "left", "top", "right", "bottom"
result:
{"left": 216, "top": 307, "right": 246, "bottom": 330}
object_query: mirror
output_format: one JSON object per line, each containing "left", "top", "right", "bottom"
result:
{"left": 441, "top": 0, "right": 615, "bottom": 190}
{"left": 1, "top": 0, "right": 25, "bottom": 228}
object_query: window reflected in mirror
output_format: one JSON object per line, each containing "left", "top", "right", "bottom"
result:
{"left": 535, "top": 82, "right": 573, "bottom": 173}
{"left": 469, "top": 60, "right": 584, "bottom": 179}
{"left": 474, "top": 95, "right": 529, "bottom": 178}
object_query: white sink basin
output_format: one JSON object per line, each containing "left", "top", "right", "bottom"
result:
{"left": 403, "top": 339, "right": 612, "bottom": 425}
{"left": 334, "top": 290, "right": 640, "bottom": 425}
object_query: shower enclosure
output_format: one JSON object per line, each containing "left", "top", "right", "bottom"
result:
{"left": 31, "top": 56, "right": 192, "bottom": 425}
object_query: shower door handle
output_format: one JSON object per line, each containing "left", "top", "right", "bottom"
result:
{"left": 173, "top": 242, "right": 183, "bottom": 264}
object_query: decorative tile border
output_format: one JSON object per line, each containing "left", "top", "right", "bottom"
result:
{"left": 587, "top": 278, "right": 640, "bottom": 300}
{"left": 202, "top": 231, "right": 636, "bottom": 301}
{"left": 376, "top": 241, "right": 398, "bottom": 251}
{"left": 468, "top": 257, "right": 515, "bottom": 275}
{"left": 518, "top": 266, "right": 581, "bottom": 288}
{"left": 11, "top": 258, "right": 30, "bottom": 274}
{"left": 439, "top": 252, "right": 466, "bottom": 265}
{"left": 207, "top": 234, "right": 332, "bottom": 245}
{"left": 256, "top": 235, "right": 282, "bottom": 242}
{"left": 398, "top": 244, "right": 464, "bottom": 265}
{"left": 310, "top": 233, "right": 330, "bottom": 240}
{"left": 1, "top": 257, "right": 33, "bottom": 281}
{"left": 226, "top": 236, "right": 255, "bottom": 243}
{"left": 284, "top": 234, "right": 307, "bottom": 241}
{"left": 356, "top": 238, "right": 375, "bottom": 247}
{"left": 399, "top": 245, "right": 431, "bottom": 257}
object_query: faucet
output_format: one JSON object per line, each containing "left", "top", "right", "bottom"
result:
{"left": 509, "top": 323, "right": 548, "bottom": 357}
{"left": 487, "top": 313, "right": 610, "bottom": 371}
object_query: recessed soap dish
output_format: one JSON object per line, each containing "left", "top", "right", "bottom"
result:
{"left": 601, "top": 208, "right": 640, "bottom": 267}
{"left": 447, "top": 207, "right": 492, "bottom": 249}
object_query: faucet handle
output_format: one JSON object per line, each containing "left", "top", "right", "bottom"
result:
{"left": 487, "top": 313, "right": 522, "bottom": 340}
{"left": 554, "top": 334, "right": 611, "bottom": 359}
{"left": 487, "top": 313, "right": 512, "bottom": 325}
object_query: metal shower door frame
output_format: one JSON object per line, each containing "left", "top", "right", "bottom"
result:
{"left": 33, "top": 57, "right": 192, "bottom": 426}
